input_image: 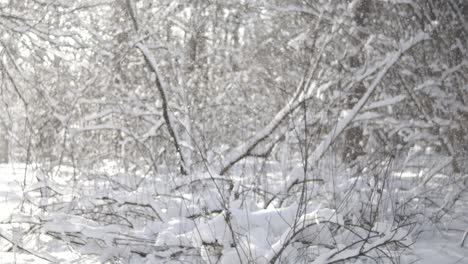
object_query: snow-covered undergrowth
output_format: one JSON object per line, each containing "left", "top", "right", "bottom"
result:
{"left": 0, "top": 156, "right": 467, "bottom": 263}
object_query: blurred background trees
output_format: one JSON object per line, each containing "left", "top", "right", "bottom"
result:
{"left": 0, "top": 0, "right": 466, "bottom": 175}
{"left": 0, "top": 0, "right": 466, "bottom": 181}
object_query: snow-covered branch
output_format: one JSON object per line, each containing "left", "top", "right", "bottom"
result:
{"left": 219, "top": 81, "right": 333, "bottom": 175}
{"left": 306, "top": 32, "right": 429, "bottom": 166}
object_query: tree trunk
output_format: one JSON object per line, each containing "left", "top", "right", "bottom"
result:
{"left": 0, "top": 130, "right": 8, "bottom": 163}
{"left": 342, "top": 0, "right": 371, "bottom": 163}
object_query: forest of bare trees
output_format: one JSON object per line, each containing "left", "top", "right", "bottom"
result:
{"left": 0, "top": 0, "right": 467, "bottom": 263}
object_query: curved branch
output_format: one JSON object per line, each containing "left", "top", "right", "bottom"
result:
{"left": 136, "top": 43, "right": 188, "bottom": 175}
{"left": 125, "top": 0, "right": 187, "bottom": 175}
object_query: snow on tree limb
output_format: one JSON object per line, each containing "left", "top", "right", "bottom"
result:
{"left": 311, "top": 226, "right": 410, "bottom": 264}
{"left": 0, "top": 229, "right": 58, "bottom": 263}
{"left": 136, "top": 43, "right": 188, "bottom": 175}
{"left": 125, "top": 0, "right": 187, "bottom": 175}
{"left": 219, "top": 32, "right": 429, "bottom": 177}
{"left": 219, "top": 80, "right": 333, "bottom": 175}
{"left": 307, "top": 32, "right": 430, "bottom": 166}
{"left": 264, "top": 32, "right": 432, "bottom": 203}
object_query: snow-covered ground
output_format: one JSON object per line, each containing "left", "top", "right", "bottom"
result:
{"left": 0, "top": 163, "right": 466, "bottom": 263}
{"left": 411, "top": 234, "right": 468, "bottom": 264}
{"left": 0, "top": 164, "right": 97, "bottom": 263}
